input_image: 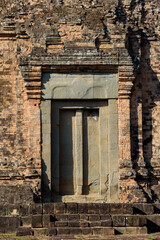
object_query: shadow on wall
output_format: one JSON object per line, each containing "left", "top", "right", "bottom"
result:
{"left": 130, "top": 35, "right": 160, "bottom": 202}
{"left": 115, "top": 0, "right": 160, "bottom": 202}
{"left": 41, "top": 158, "right": 51, "bottom": 203}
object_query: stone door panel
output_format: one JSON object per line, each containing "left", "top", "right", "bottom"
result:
{"left": 83, "top": 109, "right": 100, "bottom": 195}
{"left": 59, "top": 109, "right": 75, "bottom": 195}
{"left": 51, "top": 100, "right": 108, "bottom": 200}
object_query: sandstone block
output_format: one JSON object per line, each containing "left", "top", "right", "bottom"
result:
{"left": 0, "top": 216, "right": 20, "bottom": 233}
{"left": 102, "top": 227, "right": 114, "bottom": 235}
{"left": 68, "top": 221, "right": 80, "bottom": 227}
{"left": 34, "top": 228, "right": 47, "bottom": 236}
{"left": 133, "top": 203, "right": 154, "bottom": 215}
{"left": 147, "top": 215, "right": 160, "bottom": 232}
{"left": 19, "top": 205, "right": 31, "bottom": 216}
{"left": 99, "top": 204, "right": 110, "bottom": 214}
{"left": 0, "top": 205, "right": 7, "bottom": 215}
{"left": 115, "top": 226, "right": 147, "bottom": 235}
{"left": 55, "top": 221, "right": 68, "bottom": 227}
{"left": 80, "top": 214, "right": 88, "bottom": 220}
{"left": 88, "top": 203, "right": 100, "bottom": 214}
{"left": 101, "top": 220, "right": 112, "bottom": 227}
{"left": 43, "top": 214, "right": 51, "bottom": 227}
{"left": 43, "top": 203, "right": 54, "bottom": 214}
{"left": 68, "top": 214, "right": 80, "bottom": 221}
{"left": 70, "top": 227, "right": 82, "bottom": 235}
{"left": 78, "top": 203, "right": 88, "bottom": 214}
{"left": 32, "top": 215, "right": 42, "bottom": 228}
{"left": 31, "top": 203, "right": 42, "bottom": 215}
{"left": 55, "top": 214, "right": 68, "bottom": 221}
{"left": 16, "top": 227, "right": 33, "bottom": 236}
{"left": 66, "top": 203, "right": 78, "bottom": 213}
{"left": 21, "top": 216, "right": 32, "bottom": 227}
{"left": 16, "top": 227, "right": 34, "bottom": 236}
{"left": 89, "top": 214, "right": 100, "bottom": 221}
{"left": 47, "top": 227, "right": 57, "bottom": 236}
{"left": 81, "top": 227, "right": 92, "bottom": 235}
{"left": 54, "top": 203, "right": 66, "bottom": 214}
{"left": 92, "top": 227, "right": 102, "bottom": 235}
{"left": 112, "top": 215, "right": 125, "bottom": 227}
{"left": 110, "top": 203, "right": 123, "bottom": 214}
{"left": 122, "top": 204, "right": 133, "bottom": 214}
{"left": 57, "top": 227, "right": 70, "bottom": 235}
{"left": 126, "top": 215, "right": 140, "bottom": 227}
{"left": 80, "top": 221, "right": 89, "bottom": 227}
{"left": 90, "top": 221, "right": 101, "bottom": 227}
{"left": 154, "top": 204, "right": 160, "bottom": 214}
{"left": 100, "top": 214, "right": 112, "bottom": 221}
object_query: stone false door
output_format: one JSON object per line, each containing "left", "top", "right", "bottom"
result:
{"left": 52, "top": 100, "right": 108, "bottom": 200}
{"left": 41, "top": 73, "right": 119, "bottom": 203}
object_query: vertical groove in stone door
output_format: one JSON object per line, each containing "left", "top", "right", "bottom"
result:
{"left": 99, "top": 105, "right": 108, "bottom": 197}
{"left": 83, "top": 109, "right": 100, "bottom": 195}
{"left": 59, "top": 109, "right": 75, "bottom": 195}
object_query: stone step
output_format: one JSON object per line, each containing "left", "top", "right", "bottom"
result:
{"left": 112, "top": 214, "right": 147, "bottom": 227}
{"left": 16, "top": 226, "right": 148, "bottom": 237}
{"left": 41, "top": 203, "right": 160, "bottom": 215}
{"left": 0, "top": 203, "right": 159, "bottom": 217}
{"left": 43, "top": 213, "right": 160, "bottom": 222}
{"left": 29, "top": 213, "right": 160, "bottom": 229}
{"left": 42, "top": 213, "right": 112, "bottom": 227}
{"left": 49, "top": 219, "right": 112, "bottom": 228}
{"left": 53, "top": 213, "right": 111, "bottom": 221}
{"left": 47, "top": 226, "right": 115, "bottom": 236}
{"left": 0, "top": 203, "right": 160, "bottom": 236}
{"left": 112, "top": 214, "right": 160, "bottom": 232}
{"left": 48, "top": 216, "right": 146, "bottom": 227}
{"left": 19, "top": 213, "right": 160, "bottom": 236}
{"left": 42, "top": 203, "right": 134, "bottom": 215}
{"left": 115, "top": 226, "right": 147, "bottom": 235}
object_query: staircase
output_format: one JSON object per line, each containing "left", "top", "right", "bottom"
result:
{"left": 19, "top": 203, "right": 160, "bottom": 236}
{"left": 0, "top": 203, "right": 160, "bottom": 236}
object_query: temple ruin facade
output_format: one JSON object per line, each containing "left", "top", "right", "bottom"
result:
{"left": 1, "top": 0, "right": 160, "bottom": 236}
{"left": 0, "top": 0, "right": 160, "bottom": 216}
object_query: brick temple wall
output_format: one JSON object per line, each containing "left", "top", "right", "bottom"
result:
{"left": 0, "top": 0, "right": 160, "bottom": 203}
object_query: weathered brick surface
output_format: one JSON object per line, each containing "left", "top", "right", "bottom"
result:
{"left": 0, "top": 185, "right": 33, "bottom": 209}
{"left": 0, "top": 0, "right": 159, "bottom": 203}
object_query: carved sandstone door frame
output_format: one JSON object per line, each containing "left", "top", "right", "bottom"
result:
{"left": 20, "top": 60, "right": 134, "bottom": 203}
{"left": 41, "top": 72, "right": 118, "bottom": 203}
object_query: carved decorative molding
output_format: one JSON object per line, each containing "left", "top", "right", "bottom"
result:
{"left": 19, "top": 48, "right": 134, "bottom": 99}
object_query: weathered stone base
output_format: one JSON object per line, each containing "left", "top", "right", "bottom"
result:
{"left": 0, "top": 203, "right": 159, "bottom": 236}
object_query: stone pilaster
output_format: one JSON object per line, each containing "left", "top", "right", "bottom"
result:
{"left": 118, "top": 66, "right": 135, "bottom": 180}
